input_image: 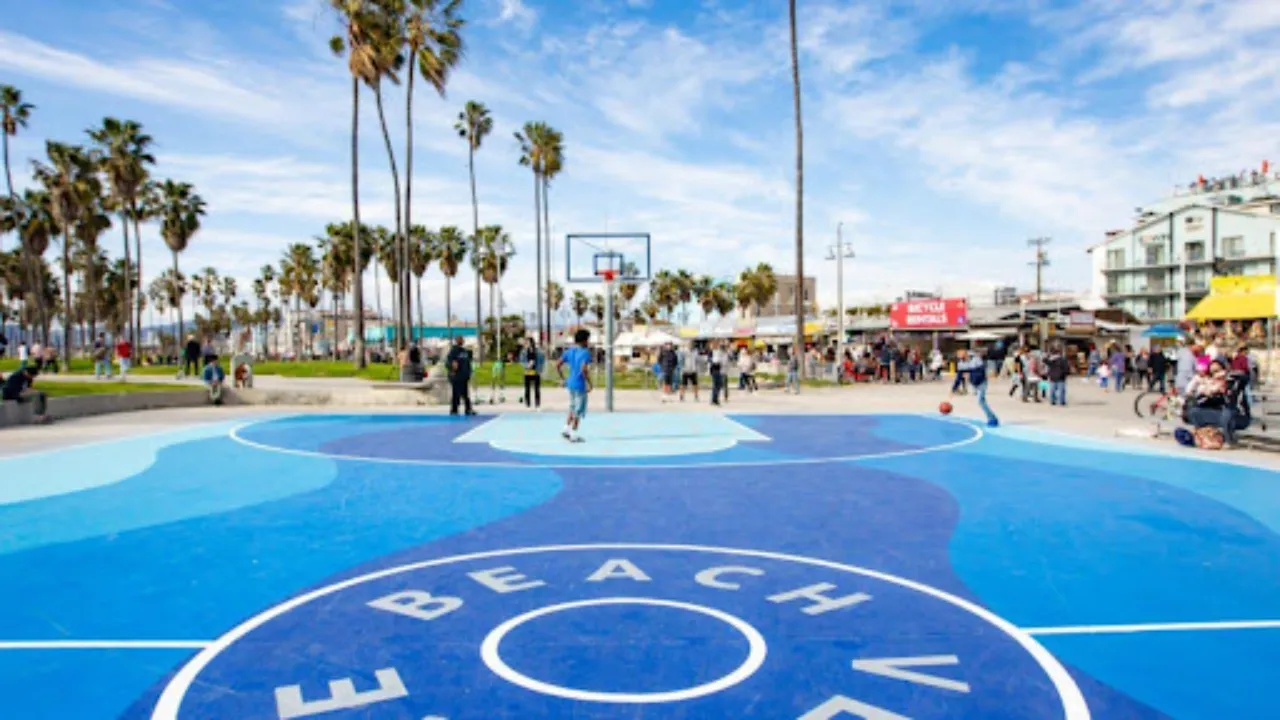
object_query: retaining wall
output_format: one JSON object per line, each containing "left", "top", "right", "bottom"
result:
{"left": 1, "top": 390, "right": 209, "bottom": 427}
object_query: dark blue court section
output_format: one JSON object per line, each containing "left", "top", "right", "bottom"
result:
{"left": 3, "top": 412, "right": 1277, "bottom": 719}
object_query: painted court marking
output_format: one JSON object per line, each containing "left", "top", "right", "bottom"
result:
{"left": 148, "top": 543, "right": 1089, "bottom": 720}
{"left": 226, "top": 414, "right": 983, "bottom": 469}
{"left": 479, "top": 596, "right": 768, "bottom": 703}
{"left": 1022, "top": 619, "right": 1280, "bottom": 636}
{"left": 0, "top": 641, "right": 211, "bottom": 650}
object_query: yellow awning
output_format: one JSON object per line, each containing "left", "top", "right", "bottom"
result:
{"left": 1185, "top": 292, "right": 1274, "bottom": 321}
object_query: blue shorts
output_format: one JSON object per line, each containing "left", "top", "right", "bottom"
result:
{"left": 569, "top": 390, "right": 588, "bottom": 418}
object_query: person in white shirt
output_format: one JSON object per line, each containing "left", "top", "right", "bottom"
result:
{"left": 678, "top": 344, "right": 700, "bottom": 402}
{"left": 710, "top": 342, "right": 729, "bottom": 406}
{"left": 738, "top": 350, "right": 758, "bottom": 393}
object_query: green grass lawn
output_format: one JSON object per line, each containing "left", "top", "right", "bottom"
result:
{"left": 36, "top": 381, "right": 186, "bottom": 397}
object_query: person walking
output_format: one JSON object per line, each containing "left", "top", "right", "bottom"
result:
{"left": 657, "top": 341, "right": 679, "bottom": 402}
{"left": 519, "top": 338, "right": 544, "bottom": 411}
{"left": 1047, "top": 344, "right": 1069, "bottom": 406}
{"left": 115, "top": 335, "right": 133, "bottom": 381}
{"left": 1108, "top": 344, "right": 1126, "bottom": 392}
{"left": 1149, "top": 346, "right": 1168, "bottom": 392}
{"left": 181, "top": 335, "right": 201, "bottom": 378}
{"left": 446, "top": 336, "right": 475, "bottom": 416}
{"left": 556, "top": 328, "right": 593, "bottom": 443}
{"left": 739, "top": 349, "right": 759, "bottom": 393}
{"left": 784, "top": 350, "right": 800, "bottom": 394}
{"left": 93, "top": 333, "right": 111, "bottom": 379}
{"left": 679, "top": 343, "right": 701, "bottom": 402}
{"left": 1175, "top": 341, "right": 1201, "bottom": 395}
{"left": 953, "top": 349, "right": 998, "bottom": 427}
{"left": 710, "top": 341, "right": 729, "bottom": 406}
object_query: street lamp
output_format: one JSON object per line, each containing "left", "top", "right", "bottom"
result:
{"left": 825, "top": 222, "right": 855, "bottom": 367}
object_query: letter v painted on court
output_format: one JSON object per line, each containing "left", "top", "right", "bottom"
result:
{"left": 851, "top": 655, "right": 970, "bottom": 693}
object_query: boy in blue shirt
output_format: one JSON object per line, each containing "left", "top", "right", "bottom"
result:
{"left": 556, "top": 328, "right": 593, "bottom": 442}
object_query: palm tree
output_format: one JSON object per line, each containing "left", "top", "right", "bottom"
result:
{"left": 435, "top": 225, "right": 467, "bottom": 336}
{"left": 692, "top": 274, "right": 714, "bottom": 319}
{"left": 88, "top": 118, "right": 154, "bottom": 348}
{"left": 456, "top": 100, "right": 492, "bottom": 359}
{"left": 539, "top": 126, "right": 564, "bottom": 343}
{"left": 329, "top": 0, "right": 385, "bottom": 366}
{"left": 2, "top": 190, "right": 54, "bottom": 340}
{"left": 571, "top": 289, "right": 589, "bottom": 329}
{"left": 158, "top": 180, "right": 205, "bottom": 343}
{"left": 408, "top": 224, "right": 433, "bottom": 335}
{"left": 403, "top": 0, "right": 463, "bottom": 342}
{"left": 130, "top": 179, "right": 160, "bottom": 345}
{"left": 1, "top": 86, "right": 34, "bottom": 206}
{"left": 545, "top": 280, "right": 564, "bottom": 330}
{"left": 617, "top": 279, "right": 639, "bottom": 325}
{"left": 475, "top": 225, "right": 513, "bottom": 357}
{"left": 375, "top": 224, "right": 400, "bottom": 341}
{"left": 589, "top": 293, "right": 605, "bottom": 326}
{"left": 515, "top": 122, "right": 551, "bottom": 343}
{"left": 74, "top": 190, "right": 111, "bottom": 341}
{"left": 32, "top": 141, "right": 97, "bottom": 362}
{"left": 281, "top": 243, "right": 319, "bottom": 356}
{"left": 789, "top": 0, "right": 805, "bottom": 377}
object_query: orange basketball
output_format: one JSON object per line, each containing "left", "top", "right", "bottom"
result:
{"left": 939, "top": 401, "right": 953, "bottom": 415}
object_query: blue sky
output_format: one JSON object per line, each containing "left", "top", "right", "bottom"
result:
{"left": 2, "top": 0, "right": 1278, "bottom": 320}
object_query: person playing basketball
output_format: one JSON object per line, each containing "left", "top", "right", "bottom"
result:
{"left": 557, "top": 328, "right": 593, "bottom": 442}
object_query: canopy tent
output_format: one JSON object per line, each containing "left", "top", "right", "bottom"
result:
{"left": 955, "top": 330, "right": 1006, "bottom": 341}
{"left": 1185, "top": 275, "right": 1276, "bottom": 321}
{"left": 613, "top": 330, "right": 680, "bottom": 352}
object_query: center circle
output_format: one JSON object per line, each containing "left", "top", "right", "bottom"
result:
{"left": 479, "top": 596, "right": 768, "bottom": 704}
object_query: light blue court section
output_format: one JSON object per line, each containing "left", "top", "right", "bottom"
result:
{"left": 0, "top": 421, "right": 243, "bottom": 505}
{"left": 453, "top": 412, "right": 771, "bottom": 457}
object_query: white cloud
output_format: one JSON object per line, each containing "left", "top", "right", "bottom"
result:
{"left": 797, "top": 2, "right": 912, "bottom": 74}
{"left": 495, "top": 0, "right": 537, "bottom": 29}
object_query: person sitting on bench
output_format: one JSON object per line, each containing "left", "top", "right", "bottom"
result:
{"left": 3, "top": 365, "right": 48, "bottom": 422}
{"left": 201, "top": 355, "right": 226, "bottom": 405}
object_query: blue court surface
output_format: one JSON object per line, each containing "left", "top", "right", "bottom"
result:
{"left": 2, "top": 411, "right": 1278, "bottom": 719}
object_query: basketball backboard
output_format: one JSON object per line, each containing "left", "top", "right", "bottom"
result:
{"left": 566, "top": 233, "right": 651, "bottom": 284}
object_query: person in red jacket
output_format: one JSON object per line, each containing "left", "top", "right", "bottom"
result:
{"left": 114, "top": 336, "right": 133, "bottom": 380}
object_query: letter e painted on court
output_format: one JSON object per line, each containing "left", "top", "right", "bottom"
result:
{"left": 468, "top": 566, "right": 547, "bottom": 594}
{"left": 796, "top": 695, "right": 910, "bottom": 720}
{"left": 767, "top": 583, "right": 872, "bottom": 616}
{"left": 367, "top": 590, "right": 462, "bottom": 622}
{"left": 851, "top": 655, "right": 970, "bottom": 693}
{"left": 586, "top": 559, "right": 651, "bottom": 583}
{"left": 275, "top": 667, "right": 408, "bottom": 719}
{"left": 695, "top": 565, "right": 764, "bottom": 590}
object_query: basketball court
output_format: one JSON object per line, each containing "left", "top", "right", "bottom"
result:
{"left": 2, "top": 408, "right": 1278, "bottom": 718}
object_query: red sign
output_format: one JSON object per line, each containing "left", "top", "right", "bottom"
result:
{"left": 889, "top": 298, "right": 968, "bottom": 330}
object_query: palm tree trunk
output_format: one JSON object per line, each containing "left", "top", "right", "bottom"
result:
{"left": 173, "top": 259, "right": 183, "bottom": 345}
{"left": 350, "top": 77, "right": 367, "bottom": 368}
{"left": 2, "top": 130, "right": 12, "bottom": 205}
{"left": 469, "top": 144, "right": 482, "bottom": 362}
{"left": 790, "top": 0, "right": 805, "bottom": 382}
{"left": 533, "top": 172, "right": 543, "bottom": 344}
{"left": 119, "top": 212, "right": 132, "bottom": 347}
{"left": 404, "top": 52, "right": 417, "bottom": 347}
{"left": 60, "top": 233, "right": 72, "bottom": 365}
{"left": 132, "top": 212, "right": 144, "bottom": 351}
{"left": 542, "top": 175, "right": 552, "bottom": 345}
{"left": 373, "top": 258, "right": 383, "bottom": 347}
{"left": 373, "top": 85, "right": 406, "bottom": 347}
{"left": 87, "top": 257, "right": 97, "bottom": 344}
{"left": 488, "top": 280, "right": 496, "bottom": 359}
{"left": 445, "top": 275, "right": 452, "bottom": 338}
{"left": 416, "top": 276, "right": 423, "bottom": 336}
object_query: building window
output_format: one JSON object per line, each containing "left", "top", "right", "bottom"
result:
{"left": 1223, "top": 236, "right": 1246, "bottom": 258}
{"left": 1146, "top": 271, "right": 1165, "bottom": 292}
{"left": 1186, "top": 267, "right": 1208, "bottom": 291}
{"left": 1107, "top": 249, "right": 1125, "bottom": 269}
{"left": 1107, "top": 276, "right": 1121, "bottom": 294}
{"left": 1186, "top": 241, "right": 1205, "bottom": 262}
{"left": 1145, "top": 245, "right": 1165, "bottom": 266}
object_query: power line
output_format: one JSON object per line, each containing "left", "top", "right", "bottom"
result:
{"left": 1027, "top": 237, "right": 1051, "bottom": 302}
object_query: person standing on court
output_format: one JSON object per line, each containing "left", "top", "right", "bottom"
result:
{"left": 710, "top": 341, "right": 729, "bottom": 406}
{"left": 952, "top": 348, "right": 998, "bottom": 427}
{"left": 557, "top": 328, "right": 593, "bottom": 442}
{"left": 181, "top": 334, "right": 201, "bottom": 378}
{"left": 446, "top": 335, "right": 475, "bottom": 416}
{"left": 520, "top": 337, "right": 544, "bottom": 411}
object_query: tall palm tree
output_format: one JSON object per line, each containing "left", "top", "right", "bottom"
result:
{"left": 1, "top": 85, "right": 34, "bottom": 208}
{"left": 74, "top": 190, "right": 112, "bottom": 341}
{"left": 130, "top": 179, "right": 160, "bottom": 345}
{"left": 88, "top": 117, "right": 154, "bottom": 348}
{"left": 538, "top": 126, "right": 564, "bottom": 343}
{"left": 456, "top": 100, "right": 492, "bottom": 358}
{"left": 158, "top": 180, "right": 205, "bottom": 343}
{"left": 789, "top": 0, "right": 805, "bottom": 378}
{"left": 403, "top": 0, "right": 463, "bottom": 342}
{"left": 474, "top": 224, "right": 513, "bottom": 357}
{"left": 515, "top": 122, "right": 550, "bottom": 343}
{"left": 589, "top": 293, "right": 605, "bottom": 326}
{"left": 329, "top": 0, "right": 384, "bottom": 366}
{"left": 571, "top": 290, "right": 589, "bottom": 329}
{"left": 435, "top": 225, "right": 466, "bottom": 336}
{"left": 375, "top": 224, "right": 400, "bottom": 342}
{"left": 545, "top": 280, "right": 564, "bottom": 330}
{"left": 32, "top": 141, "right": 97, "bottom": 362}
{"left": 281, "top": 243, "right": 319, "bottom": 356}
{"left": 2, "top": 190, "right": 54, "bottom": 340}
{"left": 408, "top": 224, "right": 433, "bottom": 335}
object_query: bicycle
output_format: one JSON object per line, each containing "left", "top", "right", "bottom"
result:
{"left": 1133, "top": 386, "right": 1184, "bottom": 423}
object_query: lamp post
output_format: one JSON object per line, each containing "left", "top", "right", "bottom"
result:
{"left": 826, "top": 222, "right": 854, "bottom": 368}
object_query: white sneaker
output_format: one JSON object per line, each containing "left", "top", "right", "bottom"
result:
{"left": 561, "top": 428, "right": 572, "bottom": 440}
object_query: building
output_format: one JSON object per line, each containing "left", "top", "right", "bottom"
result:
{"left": 1089, "top": 171, "right": 1280, "bottom": 322}
{"left": 753, "top": 274, "right": 817, "bottom": 318}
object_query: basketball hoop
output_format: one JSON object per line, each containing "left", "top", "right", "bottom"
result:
{"left": 598, "top": 269, "right": 618, "bottom": 284}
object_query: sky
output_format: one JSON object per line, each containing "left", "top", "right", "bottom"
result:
{"left": 2, "top": 0, "right": 1279, "bottom": 322}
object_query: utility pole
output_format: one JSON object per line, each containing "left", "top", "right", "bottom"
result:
{"left": 826, "top": 223, "right": 854, "bottom": 367}
{"left": 1028, "top": 237, "right": 1052, "bottom": 302}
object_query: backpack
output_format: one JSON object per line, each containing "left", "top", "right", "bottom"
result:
{"left": 1194, "top": 426, "right": 1225, "bottom": 450}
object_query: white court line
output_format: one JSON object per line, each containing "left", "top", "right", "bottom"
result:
{"left": 226, "top": 413, "right": 983, "bottom": 470}
{"left": 448, "top": 415, "right": 503, "bottom": 444}
{"left": 1023, "top": 620, "right": 1280, "bottom": 636}
{"left": 0, "top": 640, "right": 210, "bottom": 650}
{"left": 719, "top": 415, "right": 774, "bottom": 442}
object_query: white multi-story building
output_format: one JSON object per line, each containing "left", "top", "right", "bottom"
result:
{"left": 1089, "top": 172, "right": 1280, "bottom": 322}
